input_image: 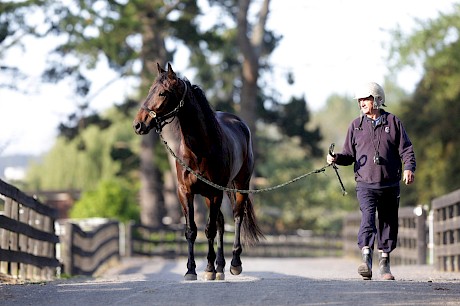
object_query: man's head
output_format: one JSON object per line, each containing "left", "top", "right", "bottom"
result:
{"left": 354, "top": 82, "right": 386, "bottom": 109}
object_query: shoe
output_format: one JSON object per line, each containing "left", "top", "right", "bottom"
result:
{"left": 358, "top": 247, "right": 373, "bottom": 280}
{"left": 379, "top": 251, "right": 395, "bottom": 280}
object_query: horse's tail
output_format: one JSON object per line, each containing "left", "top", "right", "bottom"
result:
{"left": 241, "top": 197, "right": 265, "bottom": 246}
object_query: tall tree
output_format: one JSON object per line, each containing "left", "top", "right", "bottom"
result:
{"left": 236, "top": 0, "right": 269, "bottom": 137}
{"left": 388, "top": 3, "right": 460, "bottom": 204}
{"left": 10, "top": 0, "right": 202, "bottom": 227}
{"left": 192, "top": 0, "right": 321, "bottom": 161}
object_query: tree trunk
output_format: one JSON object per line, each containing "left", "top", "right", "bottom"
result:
{"left": 139, "top": 132, "right": 166, "bottom": 227}
{"left": 162, "top": 125, "right": 182, "bottom": 225}
{"left": 138, "top": 2, "right": 169, "bottom": 227}
{"left": 237, "top": 0, "right": 271, "bottom": 159}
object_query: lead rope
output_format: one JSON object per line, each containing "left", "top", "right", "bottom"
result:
{"left": 158, "top": 132, "right": 335, "bottom": 194}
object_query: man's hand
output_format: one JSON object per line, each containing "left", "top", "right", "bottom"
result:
{"left": 403, "top": 170, "right": 415, "bottom": 185}
{"left": 327, "top": 154, "right": 337, "bottom": 165}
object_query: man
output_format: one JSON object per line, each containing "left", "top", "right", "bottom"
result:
{"left": 327, "top": 82, "right": 416, "bottom": 280}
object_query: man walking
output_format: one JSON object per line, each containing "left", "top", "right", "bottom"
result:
{"left": 327, "top": 82, "right": 416, "bottom": 280}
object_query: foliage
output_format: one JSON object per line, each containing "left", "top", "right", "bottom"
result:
{"left": 388, "top": 3, "right": 460, "bottom": 205}
{"left": 0, "top": 0, "right": 48, "bottom": 90}
{"left": 253, "top": 122, "right": 356, "bottom": 235}
{"left": 14, "top": 0, "right": 342, "bottom": 233}
{"left": 310, "top": 94, "right": 357, "bottom": 154}
{"left": 70, "top": 178, "right": 139, "bottom": 222}
{"left": 26, "top": 106, "right": 140, "bottom": 191}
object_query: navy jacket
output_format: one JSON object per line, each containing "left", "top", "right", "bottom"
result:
{"left": 335, "top": 110, "right": 416, "bottom": 188}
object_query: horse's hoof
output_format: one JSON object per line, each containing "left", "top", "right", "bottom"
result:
{"left": 216, "top": 272, "right": 225, "bottom": 280}
{"left": 230, "top": 265, "right": 242, "bottom": 275}
{"left": 204, "top": 271, "right": 216, "bottom": 281}
{"left": 184, "top": 273, "right": 198, "bottom": 281}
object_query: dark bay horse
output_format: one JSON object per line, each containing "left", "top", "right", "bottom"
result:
{"left": 133, "top": 63, "right": 264, "bottom": 281}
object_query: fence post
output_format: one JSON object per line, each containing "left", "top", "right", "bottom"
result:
{"left": 0, "top": 198, "right": 13, "bottom": 275}
{"left": 62, "top": 222, "right": 75, "bottom": 276}
{"left": 416, "top": 207, "right": 427, "bottom": 265}
{"left": 125, "top": 220, "right": 133, "bottom": 257}
{"left": 118, "top": 222, "right": 125, "bottom": 257}
{"left": 9, "top": 199, "right": 19, "bottom": 278}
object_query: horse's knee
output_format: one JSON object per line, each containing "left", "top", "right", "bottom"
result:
{"left": 185, "top": 228, "right": 197, "bottom": 241}
{"left": 205, "top": 221, "right": 218, "bottom": 239}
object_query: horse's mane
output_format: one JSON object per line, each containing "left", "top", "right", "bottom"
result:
{"left": 187, "top": 81, "right": 223, "bottom": 140}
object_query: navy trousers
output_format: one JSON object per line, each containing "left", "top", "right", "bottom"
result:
{"left": 356, "top": 186, "right": 400, "bottom": 253}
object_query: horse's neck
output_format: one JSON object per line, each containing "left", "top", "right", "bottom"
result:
{"left": 179, "top": 104, "right": 218, "bottom": 154}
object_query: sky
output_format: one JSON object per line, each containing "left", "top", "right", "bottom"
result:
{"left": 0, "top": 0, "right": 457, "bottom": 157}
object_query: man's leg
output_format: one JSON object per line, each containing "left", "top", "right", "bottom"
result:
{"left": 376, "top": 186, "right": 400, "bottom": 280}
{"left": 356, "top": 187, "right": 378, "bottom": 280}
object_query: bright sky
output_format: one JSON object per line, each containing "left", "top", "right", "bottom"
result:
{"left": 0, "top": 0, "right": 457, "bottom": 156}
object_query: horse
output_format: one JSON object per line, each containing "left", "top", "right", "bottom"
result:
{"left": 133, "top": 63, "right": 264, "bottom": 281}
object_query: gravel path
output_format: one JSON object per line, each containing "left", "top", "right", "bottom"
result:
{"left": 1, "top": 257, "right": 460, "bottom": 306}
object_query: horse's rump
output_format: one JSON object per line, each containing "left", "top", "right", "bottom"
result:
{"left": 216, "top": 111, "right": 254, "bottom": 182}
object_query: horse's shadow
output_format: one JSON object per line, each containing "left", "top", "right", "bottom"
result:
{"left": 113, "top": 258, "right": 306, "bottom": 283}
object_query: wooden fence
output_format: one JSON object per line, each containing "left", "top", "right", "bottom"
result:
{"left": 432, "top": 188, "right": 460, "bottom": 272}
{"left": 3, "top": 175, "right": 460, "bottom": 281}
{"left": 392, "top": 206, "right": 427, "bottom": 265}
{"left": 0, "top": 179, "right": 60, "bottom": 281}
{"left": 58, "top": 219, "right": 120, "bottom": 276}
{"left": 342, "top": 206, "right": 427, "bottom": 265}
{"left": 126, "top": 222, "right": 342, "bottom": 259}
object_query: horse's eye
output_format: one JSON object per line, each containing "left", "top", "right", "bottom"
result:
{"left": 159, "top": 91, "right": 167, "bottom": 97}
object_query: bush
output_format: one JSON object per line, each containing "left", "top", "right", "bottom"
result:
{"left": 70, "top": 178, "right": 139, "bottom": 222}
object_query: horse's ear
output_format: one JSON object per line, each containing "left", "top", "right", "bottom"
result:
{"left": 167, "top": 62, "right": 176, "bottom": 79}
{"left": 157, "top": 63, "right": 166, "bottom": 74}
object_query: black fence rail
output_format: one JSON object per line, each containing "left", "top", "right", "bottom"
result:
{"left": 0, "top": 179, "right": 60, "bottom": 281}
{"left": 342, "top": 206, "right": 427, "bottom": 265}
{"left": 58, "top": 219, "right": 120, "bottom": 276}
{"left": 392, "top": 206, "right": 427, "bottom": 265}
{"left": 432, "top": 188, "right": 460, "bottom": 272}
{"left": 126, "top": 222, "right": 342, "bottom": 259}
{"left": 342, "top": 211, "right": 361, "bottom": 258}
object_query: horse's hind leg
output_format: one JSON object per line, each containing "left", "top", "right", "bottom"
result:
{"left": 215, "top": 210, "right": 226, "bottom": 280}
{"left": 230, "top": 192, "right": 246, "bottom": 275}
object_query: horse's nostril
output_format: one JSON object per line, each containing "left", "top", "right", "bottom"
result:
{"left": 133, "top": 121, "right": 142, "bottom": 133}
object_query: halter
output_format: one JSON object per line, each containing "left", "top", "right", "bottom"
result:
{"left": 142, "top": 78, "right": 187, "bottom": 133}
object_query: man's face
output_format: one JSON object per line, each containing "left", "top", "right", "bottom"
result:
{"left": 358, "top": 95, "right": 375, "bottom": 115}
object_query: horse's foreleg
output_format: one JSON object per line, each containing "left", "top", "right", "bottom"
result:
{"left": 183, "top": 195, "right": 198, "bottom": 281}
{"left": 215, "top": 210, "right": 226, "bottom": 280}
{"left": 203, "top": 197, "right": 219, "bottom": 280}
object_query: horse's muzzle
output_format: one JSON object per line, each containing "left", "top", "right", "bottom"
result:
{"left": 133, "top": 120, "right": 149, "bottom": 135}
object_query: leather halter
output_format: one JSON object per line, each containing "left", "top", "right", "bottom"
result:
{"left": 141, "top": 78, "right": 187, "bottom": 133}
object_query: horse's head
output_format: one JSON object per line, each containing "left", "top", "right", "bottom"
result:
{"left": 133, "top": 63, "right": 187, "bottom": 135}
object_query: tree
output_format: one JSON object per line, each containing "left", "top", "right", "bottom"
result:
{"left": 192, "top": 0, "right": 321, "bottom": 161}
{"left": 26, "top": 106, "right": 139, "bottom": 191}
{"left": 10, "top": 0, "right": 327, "bottom": 232}
{"left": 27, "top": 0, "right": 202, "bottom": 227}
{"left": 0, "top": 1, "right": 48, "bottom": 93}
{"left": 70, "top": 178, "right": 139, "bottom": 222}
{"left": 388, "top": 3, "right": 460, "bottom": 204}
